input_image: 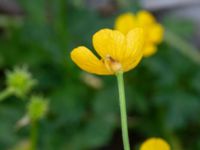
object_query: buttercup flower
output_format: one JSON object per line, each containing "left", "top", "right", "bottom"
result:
{"left": 115, "top": 10, "right": 164, "bottom": 57}
{"left": 140, "top": 138, "right": 170, "bottom": 150}
{"left": 71, "top": 28, "right": 144, "bottom": 75}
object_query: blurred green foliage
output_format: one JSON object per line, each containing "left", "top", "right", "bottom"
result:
{"left": 0, "top": 0, "right": 200, "bottom": 150}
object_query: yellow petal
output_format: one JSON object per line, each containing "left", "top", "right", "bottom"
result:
{"left": 122, "top": 28, "right": 144, "bottom": 72}
{"left": 93, "top": 29, "right": 126, "bottom": 61}
{"left": 137, "top": 10, "right": 155, "bottom": 26}
{"left": 143, "top": 44, "right": 157, "bottom": 57}
{"left": 70, "top": 46, "right": 113, "bottom": 75}
{"left": 149, "top": 23, "right": 164, "bottom": 43}
{"left": 115, "top": 13, "right": 136, "bottom": 35}
{"left": 140, "top": 138, "right": 170, "bottom": 150}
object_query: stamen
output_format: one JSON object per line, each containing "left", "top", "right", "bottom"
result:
{"left": 103, "top": 55, "right": 122, "bottom": 73}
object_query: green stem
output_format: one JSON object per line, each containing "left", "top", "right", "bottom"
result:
{"left": 30, "top": 120, "right": 38, "bottom": 150}
{"left": 116, "top": 72, "right": 130, "bottom": 150}
{"left": 164, "top": 29, "right": 200, "bottom": 65}
{"left": 0, "top": 88, "right": 13, "bottom": 102}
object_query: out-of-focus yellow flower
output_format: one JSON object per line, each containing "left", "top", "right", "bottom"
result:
{"left": 71, "top": 28, "right": 144, "bottom": 75}
{"left": 115, "top": 10, "right": 164, "bottom": 57}
{"left": 140, "top": 138, "right": 170, "bottom": 150}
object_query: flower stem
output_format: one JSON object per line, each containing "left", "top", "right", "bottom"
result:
{"left": 30, "top": 120, "right": 38, "bottom": 150}
{"left": 0, "top": 88, "right": 13, "bottom": 102}
{"left": 164, "top": 29, "right": 200, "bottom": 65}
{"left": 116, "top": 72, "right": 130, "bottom": 150}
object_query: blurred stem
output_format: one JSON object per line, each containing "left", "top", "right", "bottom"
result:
{"left": 30, "top": 120, "right": 38, "bottom": 150}
{"left": 164, "top": 29, "right": 200, "bottom": 65}
{"left": 116, "top": 72, "right": 130, "bottom": 150}
{"left": 0, "top": 88, "right": 13, "bottom": 102}
{"left": 170, "top": 134, "right": 183, "bottom": 150}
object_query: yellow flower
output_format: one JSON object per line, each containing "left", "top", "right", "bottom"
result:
{"left": 115, "top": 10, "right": 164, "bottom": 57}
{"left": 71, "top": 28, "right": 144, "bottom": 75}
{"left": 140, "top": 138, "right": 170, "bottom": 150}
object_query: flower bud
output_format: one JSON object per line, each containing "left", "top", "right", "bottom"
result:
{"left": 6, "top": 66, "right": 37, "bottom": 98}
{"left": 27, "top": 95, "right": 48, "bottom": 121}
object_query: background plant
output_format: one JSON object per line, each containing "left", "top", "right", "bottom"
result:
{"left": 0, "top": 66, "right": 48, "bottom": 150}
{"left": 0, "top": 0, "right": 200, "bottom": 150}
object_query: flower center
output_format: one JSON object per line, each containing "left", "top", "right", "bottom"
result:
{"left": 103, "top": 55, "right": 122, "bottom": 73}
